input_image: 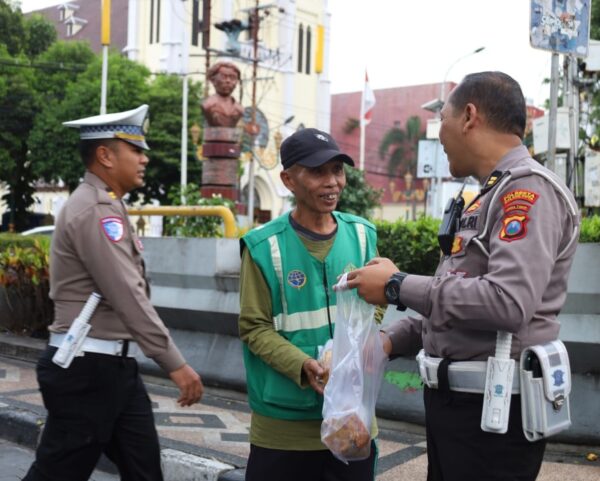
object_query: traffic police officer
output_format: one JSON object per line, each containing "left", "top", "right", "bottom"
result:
{"left": 24, "top": 105, "right": 204, "bottom": 481}
{"left": 345, "top": 72, "right": 580, "bottom": 480}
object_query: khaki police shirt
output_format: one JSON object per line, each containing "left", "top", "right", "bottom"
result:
{"left": 387, "top": 145, "right": 580, "bottom": 361}
{"left": 49, "top": 171, "right": 185, "bottom": 373}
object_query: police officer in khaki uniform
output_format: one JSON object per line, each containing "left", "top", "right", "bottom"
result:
{"left": 24, "top": 105, "right": 204, "bottom": 481}
{"left": 345, "top": 72, "right": 580, "bottom": 481}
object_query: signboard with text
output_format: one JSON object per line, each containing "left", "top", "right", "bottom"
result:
{"left": 530, "top": 0, "right": 591, "bottom": 57}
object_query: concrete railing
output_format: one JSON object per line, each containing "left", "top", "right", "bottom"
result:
{"left": 141, "top": 237, "right": 600, "bottom": 444}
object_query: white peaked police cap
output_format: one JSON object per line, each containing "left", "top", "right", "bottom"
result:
{"left": 63, "top": 104, "right": 150, "bottom": 150}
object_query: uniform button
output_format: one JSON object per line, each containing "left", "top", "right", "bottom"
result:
{"left": 423, "top": 327, "right": 428, "bottom": 334}
{"left": 138, "top": 281, "right": 143, "bottom": 287}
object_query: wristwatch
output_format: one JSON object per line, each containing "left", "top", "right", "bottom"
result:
{"left": 384, "top": 272, "right": 408, "bottom": 311}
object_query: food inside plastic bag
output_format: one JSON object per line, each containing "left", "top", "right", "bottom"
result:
{"left": 322, "top": 411, "right": 371, "bottom": 460}
{"left": 321, "top": 273, "right": 388, "bottom": 463}
{"left": 317, "top": 339, "right": 333, "bottom": 386}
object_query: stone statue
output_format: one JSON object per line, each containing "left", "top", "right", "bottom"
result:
{"left": 201, "top": 62, "right": 244, "bottom": 128}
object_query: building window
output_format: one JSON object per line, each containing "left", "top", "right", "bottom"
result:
{"left": 149, "top": 0, "right": 161, "bottom": 44}
{"left": 192, "top": 0, "right": 200, "bottom": 46}
{"left": 297, "top": 24, "right": 304, "bottom": 73}
{"left": 305, "top": 26, "right": 311, "bottom": 74}
{"left": 149, "top": 0, "right": 154, "bottom": 43}
{"left": 156, "top": 0, "right": 161, "bottom": 43}
{"left": 59, "top": 7, "right": 64, "bottom": 21}
{"left": 66, "top": 23, "right": 72, "bottom": 37}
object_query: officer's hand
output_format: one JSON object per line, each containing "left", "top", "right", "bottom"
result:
{"left": 303, "top": 358, "right": 326, "bottom": 395}
{"left": 379, "top": 331, "right": 393, "bottom": 356}
{"left": 345, "top": 257, "right": 399, "bottom": 305}
{"left": 169, "top": 364, "right": 204, "bottom": 407}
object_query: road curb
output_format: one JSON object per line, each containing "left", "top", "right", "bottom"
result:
{"left": 0, "top": 334, "right": 246, "bottom": 480}
{"left": 0, "top": 407, "right": 42, "bottom": 450}
{"left": 0, "top": 407, "right": 244, "bottom": 480}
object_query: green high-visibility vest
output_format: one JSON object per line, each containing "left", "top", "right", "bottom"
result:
{"left": 241, "top": 211, "right": 377, "bottom": 420}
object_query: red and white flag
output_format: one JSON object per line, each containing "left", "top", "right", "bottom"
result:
{"left": 360, "top": 70, "right": 376, "bottom": 126}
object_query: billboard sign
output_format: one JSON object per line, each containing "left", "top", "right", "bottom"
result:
{"left": 530, "top": 0, "right": 591, "bottom": 57}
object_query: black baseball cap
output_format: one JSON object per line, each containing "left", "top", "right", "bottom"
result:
{"left": 280, "top": 128, "right": 355, "bottom": 170}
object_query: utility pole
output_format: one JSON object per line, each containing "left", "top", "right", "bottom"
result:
{"left": 547, "top": 53, "right": 560, "bottom": 173}
{"left": 566, "top": 55, "right": 579, "bottom": 193}
{"left": 100, "top": 0, "right": 111, "bottom": 114}
{"left": 202, "top": 0, "right": 211, "bottom": 98}
{"left": 246, "top": 0, "right": 259, "bottom": 225}
{"left": 179, "top": 0, "right": 190, "bottom": 200}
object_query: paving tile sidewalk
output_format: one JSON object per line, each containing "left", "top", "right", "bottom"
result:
{"left": 0, "top": 335, "right": 599, "bottom": 480}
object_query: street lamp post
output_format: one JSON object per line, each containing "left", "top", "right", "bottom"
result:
{"left": 440, "top": 46, "right": 485, "bottom": 103}
{"left": 431, "top": 46, "right": 485, "bottom": 218}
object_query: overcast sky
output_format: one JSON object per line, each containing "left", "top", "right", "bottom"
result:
{"left": 328, "top": 0, "right": 553, "bottom": 107}
{"left": 21, "top": 0, "right": 554, "bottom": 106}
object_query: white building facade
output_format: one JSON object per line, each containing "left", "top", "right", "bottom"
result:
{"left": 125, "top": 0, "right": 332, "bottom": 220}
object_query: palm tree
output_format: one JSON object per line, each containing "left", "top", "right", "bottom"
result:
{"left": 378, "top": 116, "right": 422, "bottom": 177}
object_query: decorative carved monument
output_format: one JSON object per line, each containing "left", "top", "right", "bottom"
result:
{"left": 200, "top": 62, "right": 244, "bottom": 200}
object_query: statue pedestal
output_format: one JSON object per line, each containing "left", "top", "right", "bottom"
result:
{"left": 201, "top": 127, "right": 242, "bottom": 201}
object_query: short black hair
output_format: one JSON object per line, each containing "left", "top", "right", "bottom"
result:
{"left": 78, "top": 139, "right": 119, "bottom": 167}
{"left": 448, "top": 71, "right": 527, "bottom": 139}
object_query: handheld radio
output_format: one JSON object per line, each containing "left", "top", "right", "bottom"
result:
{"left": 438, "top": 183, "right": 466, "bottom": 256}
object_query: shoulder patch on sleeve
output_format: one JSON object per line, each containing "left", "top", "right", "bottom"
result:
{"left": 501, "top": 190, "right": 539, "bottom": 210}
{"left": 499, "top": 213, "right": 529, "bottom": 242}
{"left": 100, "top": 216, "right": 124, "bottom": 242}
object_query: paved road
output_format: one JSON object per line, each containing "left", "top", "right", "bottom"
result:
{"left": 1, "top": 355, "right": 599, "bottom": 480}
{"left": 0, "top": 439, "right": 118, "bottom": 481}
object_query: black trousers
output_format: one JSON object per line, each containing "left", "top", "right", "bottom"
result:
{"left": 424, "top": 385, "right": 546, "bottom": 481}
{"left": 245, "top": 440, "right": 378, "bottom": 481}
{"left": 24, "top": 346, "right": 163, "bottom": 481}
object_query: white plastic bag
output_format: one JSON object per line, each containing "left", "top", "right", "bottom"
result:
{"left": 320, "top": 274, "right": 388, "bottom": 463}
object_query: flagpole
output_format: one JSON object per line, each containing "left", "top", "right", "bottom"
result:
{"left": 360, "top": 69, "right": 375, "bottom": 172}
{"left": 359, "top": 120, "right": 366, "bottom": 171}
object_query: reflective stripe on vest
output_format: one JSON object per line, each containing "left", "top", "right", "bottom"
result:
{"left": 267, "top": 221, "right": 369, "bottom": 332}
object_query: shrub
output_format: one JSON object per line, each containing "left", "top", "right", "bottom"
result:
{"left": 375, "top": 217, "right": 441, "bottom": 276}
{"left": 0, "top": 234, "right": 53, "bottom": 336}
{"left": 580, "top": 215, "right": 600, "bottom": 243}
{"left": 163, "top": 183, "right": 237, "bottom": 238}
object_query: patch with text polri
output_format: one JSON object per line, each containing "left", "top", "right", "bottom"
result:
{"left": 100, "top": 216, "right": 124, "bottom": 242}
{"left": 499, "top": 214, "right": 528, "bottom": 242}
{"left": 287, "top": 270, "right": 307, "bottom": 289}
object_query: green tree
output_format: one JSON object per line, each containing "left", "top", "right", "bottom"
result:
{"left": 139, "top": 74, "right": 203, "bottom": 204}
{"left": 337, "top": 166, "right": 383, "bottom": 219}
{"left": 0, "top": 45, "right": 38, "bottom": 231}
{"left": 378, "top": 116, "right": 422, "bottom": 177}
{"left": 29, "top": 51, "right": 150, "bottom": 191}
{"left": 30, "top": 53, "right": 204, "bottom": 205}
{"left": 0, "top": 1, "right": 57, "bottom": 230}
{"left": 0, "top": 0, "right": 25, "bottom": 56}
{"left": 23, "top": 13, "right": 56, "bottom": 58}
{"left": 33, "top": 41, "right": 94, "bottom": 102}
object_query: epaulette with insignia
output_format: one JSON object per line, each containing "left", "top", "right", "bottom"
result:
{"left": 480, "top": 170, "right": 504, "bottom": 195}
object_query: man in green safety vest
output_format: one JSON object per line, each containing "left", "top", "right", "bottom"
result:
{"left": 239, "top": 128, "right": 380, "bottom": 481}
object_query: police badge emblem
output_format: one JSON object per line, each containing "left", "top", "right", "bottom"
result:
{"left": 101, "top": 217, "right": 124, "bottom": 242}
